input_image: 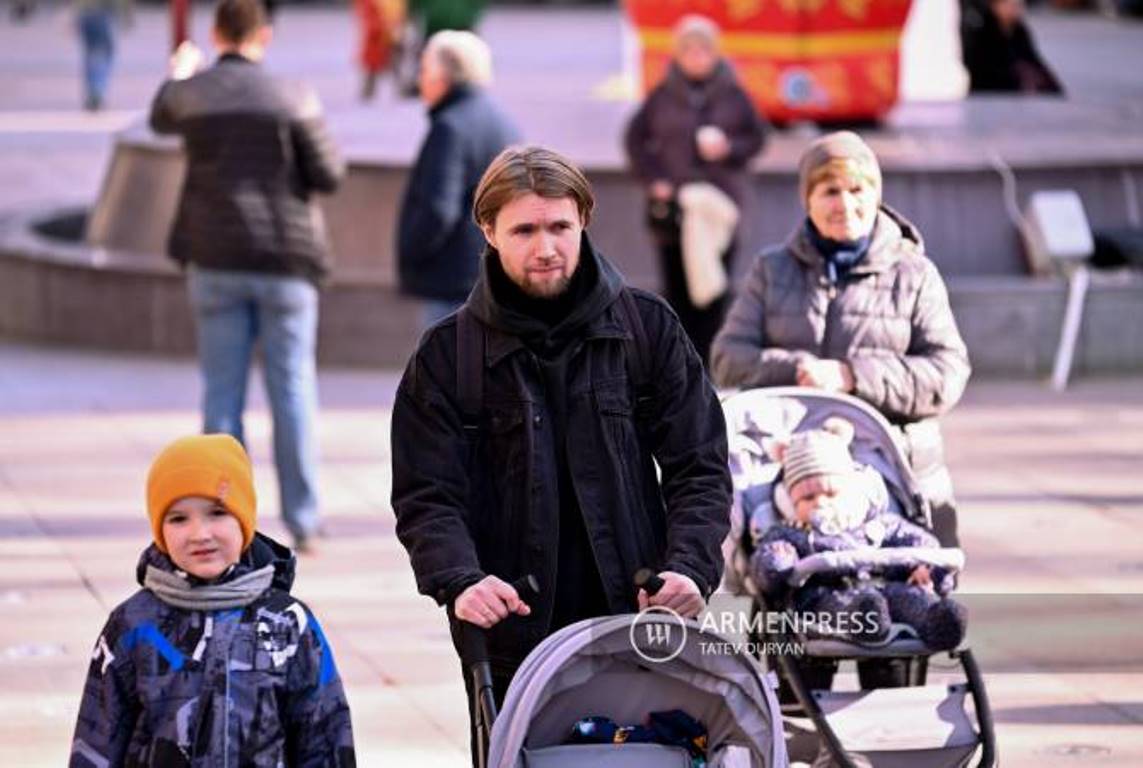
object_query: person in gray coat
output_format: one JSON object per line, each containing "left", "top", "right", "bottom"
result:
{"left": 711, "top": 131, "right": 970, "bottom": 547}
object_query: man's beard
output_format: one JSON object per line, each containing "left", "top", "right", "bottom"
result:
{"left": 521, "top": 271, "right": 572, "bottom": 299}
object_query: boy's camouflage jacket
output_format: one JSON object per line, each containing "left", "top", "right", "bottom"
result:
{"left": 70, "top": 533, "right": 355, "bottom": 767}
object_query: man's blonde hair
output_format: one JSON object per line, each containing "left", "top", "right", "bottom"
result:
{"left": 473, "top": 146, "right": 594, "bottom": 229}
{"left": 425, "top": 30, "right": 493, "bottom": 87}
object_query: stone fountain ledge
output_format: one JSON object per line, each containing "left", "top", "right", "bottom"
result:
{"left": 4, "top": 205, "right": 1143, "bottom": 374}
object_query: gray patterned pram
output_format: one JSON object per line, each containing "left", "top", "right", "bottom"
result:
{"left": 722, "top": 387, "right": 997, "bottom": 768}
{"left": 481, "top": 614, "right": 789, "bottom": 768}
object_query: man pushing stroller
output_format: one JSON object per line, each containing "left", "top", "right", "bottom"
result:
{"left": 389, "top": 146, "right": 732, "bottom": 765}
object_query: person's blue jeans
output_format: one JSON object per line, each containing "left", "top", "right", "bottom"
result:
{"left": 77, "top": 9, "right": 115, "bottom": 107}
{"left": 188, "top": 266, "right": 321, "bottom": 541}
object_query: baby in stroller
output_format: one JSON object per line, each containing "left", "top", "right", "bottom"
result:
{"left": 751, "top": 416, "right": 967, "bottom": 651}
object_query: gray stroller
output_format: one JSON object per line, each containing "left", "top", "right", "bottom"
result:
{"left": 721, "top": 387, "right": 997, "bottom": 768}
{"left": 473, "top": 609, "right": 789, "bottom": 767}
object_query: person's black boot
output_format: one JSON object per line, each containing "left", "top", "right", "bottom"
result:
{"left": 920, "top": 598, "right": 968, "bottom": 651}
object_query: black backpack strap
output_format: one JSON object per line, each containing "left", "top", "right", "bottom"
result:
{"left": 617, "top": 288, "right": 653, "bottom": 412}
{"left": 456, "top": 306, "right": 484, "bottom": 435}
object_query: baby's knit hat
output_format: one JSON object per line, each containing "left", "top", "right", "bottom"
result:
{"left": 146, "top": 434, "right": 257, "bottom": 552}
{"left": 780, "top": 417, "right": 857, "bottom": 503}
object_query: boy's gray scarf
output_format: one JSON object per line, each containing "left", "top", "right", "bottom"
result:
{"left": 143, "top": 564, "right": 275, "bottom": 610}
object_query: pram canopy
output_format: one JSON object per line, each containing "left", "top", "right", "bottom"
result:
{"left": 487, "top": 614, "right": 789, "bottom": 768}
{"left": 724, "top": 387, "right": 927, "bottom": 522}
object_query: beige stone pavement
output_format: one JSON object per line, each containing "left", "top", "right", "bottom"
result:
{"left": 0, "top": 341, "right": 1140, "bottom": 766}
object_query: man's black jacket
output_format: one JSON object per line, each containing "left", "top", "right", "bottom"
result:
{"left": 150, "top": 54, "right": 345, "bottom": 284}
{"left": 390, "top": 236, "right": 731, "bottom": 669}
{"left": 396, "top": 85, "right": 521, "bottom": 302}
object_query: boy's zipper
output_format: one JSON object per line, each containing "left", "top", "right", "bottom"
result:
{"left": 191, "top": 614, "right": 213, "bottom": 662}
{"left": 224, "top": 642, "right": 231, "bottom": 768}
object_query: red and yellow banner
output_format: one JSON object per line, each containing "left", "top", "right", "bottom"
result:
{"left": 624, "top": 0, "right": 913, "bottom": 123}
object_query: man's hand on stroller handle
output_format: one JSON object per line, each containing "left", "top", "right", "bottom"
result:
{"left": 637, "top": 571, "right": 704, "bottom": 618}
{"left": 456, "top": 575, "right": 533, "bottom": 628}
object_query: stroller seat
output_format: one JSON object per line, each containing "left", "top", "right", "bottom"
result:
{"left": 803, "top": 636, "right": 933, "bottom": 658}
{"left": 720, "top": 388, "right": 997, "bottom": 768}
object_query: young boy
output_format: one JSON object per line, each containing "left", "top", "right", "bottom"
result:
{"left": 70, "top": 434, "right": 355, "bottom": 767}
{"left": 752, "top": 417, "right": 966, "bottom": 651}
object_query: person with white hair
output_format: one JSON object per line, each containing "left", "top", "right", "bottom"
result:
{"left": 396, "top": 30, "right": 521, "bottom": 328}
{"left": 624, "top": 14, "right": 768, "bottom": 364}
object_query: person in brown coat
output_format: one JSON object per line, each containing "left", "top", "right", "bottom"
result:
{"left": 711, "top": 131, "right": 971, "bottom": 548}
{"left": 624, "top": 14, "right": 768, "bottom": 364}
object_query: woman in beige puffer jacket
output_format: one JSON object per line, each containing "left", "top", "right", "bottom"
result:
{"left": 711, "top": 131, "right": 970, "bottom": 544}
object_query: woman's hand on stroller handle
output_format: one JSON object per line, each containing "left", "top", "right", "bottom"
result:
{"left": 455, "top": 575, "right": 536, "bottom": 628}
{"left": 636, "top": 570, "right": 705, "bottom": 618}
{"left": 795, "top": 359, "right": 855, "bottom": 393}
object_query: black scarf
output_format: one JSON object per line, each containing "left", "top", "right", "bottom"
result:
{"left": 476, "top": 233, "right": 621, "bottom": 358}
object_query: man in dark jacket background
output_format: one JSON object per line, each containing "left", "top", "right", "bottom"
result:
{"left": 149, "top": 0, "right": 344, "bottom": 552}
{"left": 390, "top": 146, "right": 731, "bottom": 763}
{"left": 397, "top": 29, "right": 520, "bottom": 328}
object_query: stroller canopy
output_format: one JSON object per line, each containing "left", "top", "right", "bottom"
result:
{"left": 487, "top": 614, "right": 788, "bottom": 768}
{"left": 722, "top": 387, "right": 927, "bottom": 524}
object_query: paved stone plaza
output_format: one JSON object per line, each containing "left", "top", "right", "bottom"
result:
{"left": 2, "top": 3, "right": 1142, "bottom": 211}
{"left": 2, "top": 2, "right": 1142, "bottom": 765}
{"left": 0, "top": 341, "right": 1140, "bottom": 766}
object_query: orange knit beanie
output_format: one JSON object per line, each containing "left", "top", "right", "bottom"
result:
{"left": 146, "top": 434, "right": 257, "bottom": 552}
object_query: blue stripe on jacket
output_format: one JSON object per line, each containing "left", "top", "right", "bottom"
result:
{"left": 120, "top": 623, "right": 185, "bottom": 670}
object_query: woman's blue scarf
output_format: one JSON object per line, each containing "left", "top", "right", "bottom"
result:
{"left": 806, "top": 219, "right": 873, "bottom": 285}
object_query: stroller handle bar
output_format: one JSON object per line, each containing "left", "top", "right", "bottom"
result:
{"left": 634, "top": 567, "right": 665, "bottom": 597}
{"left": 458, "top": 574, "right": 541, "bottom": 668}
{"left": 789, "top": 547, "right": 965, "bottom": 588}
{"left": 460, "top": 575, "right": 540, "bottom": 768}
